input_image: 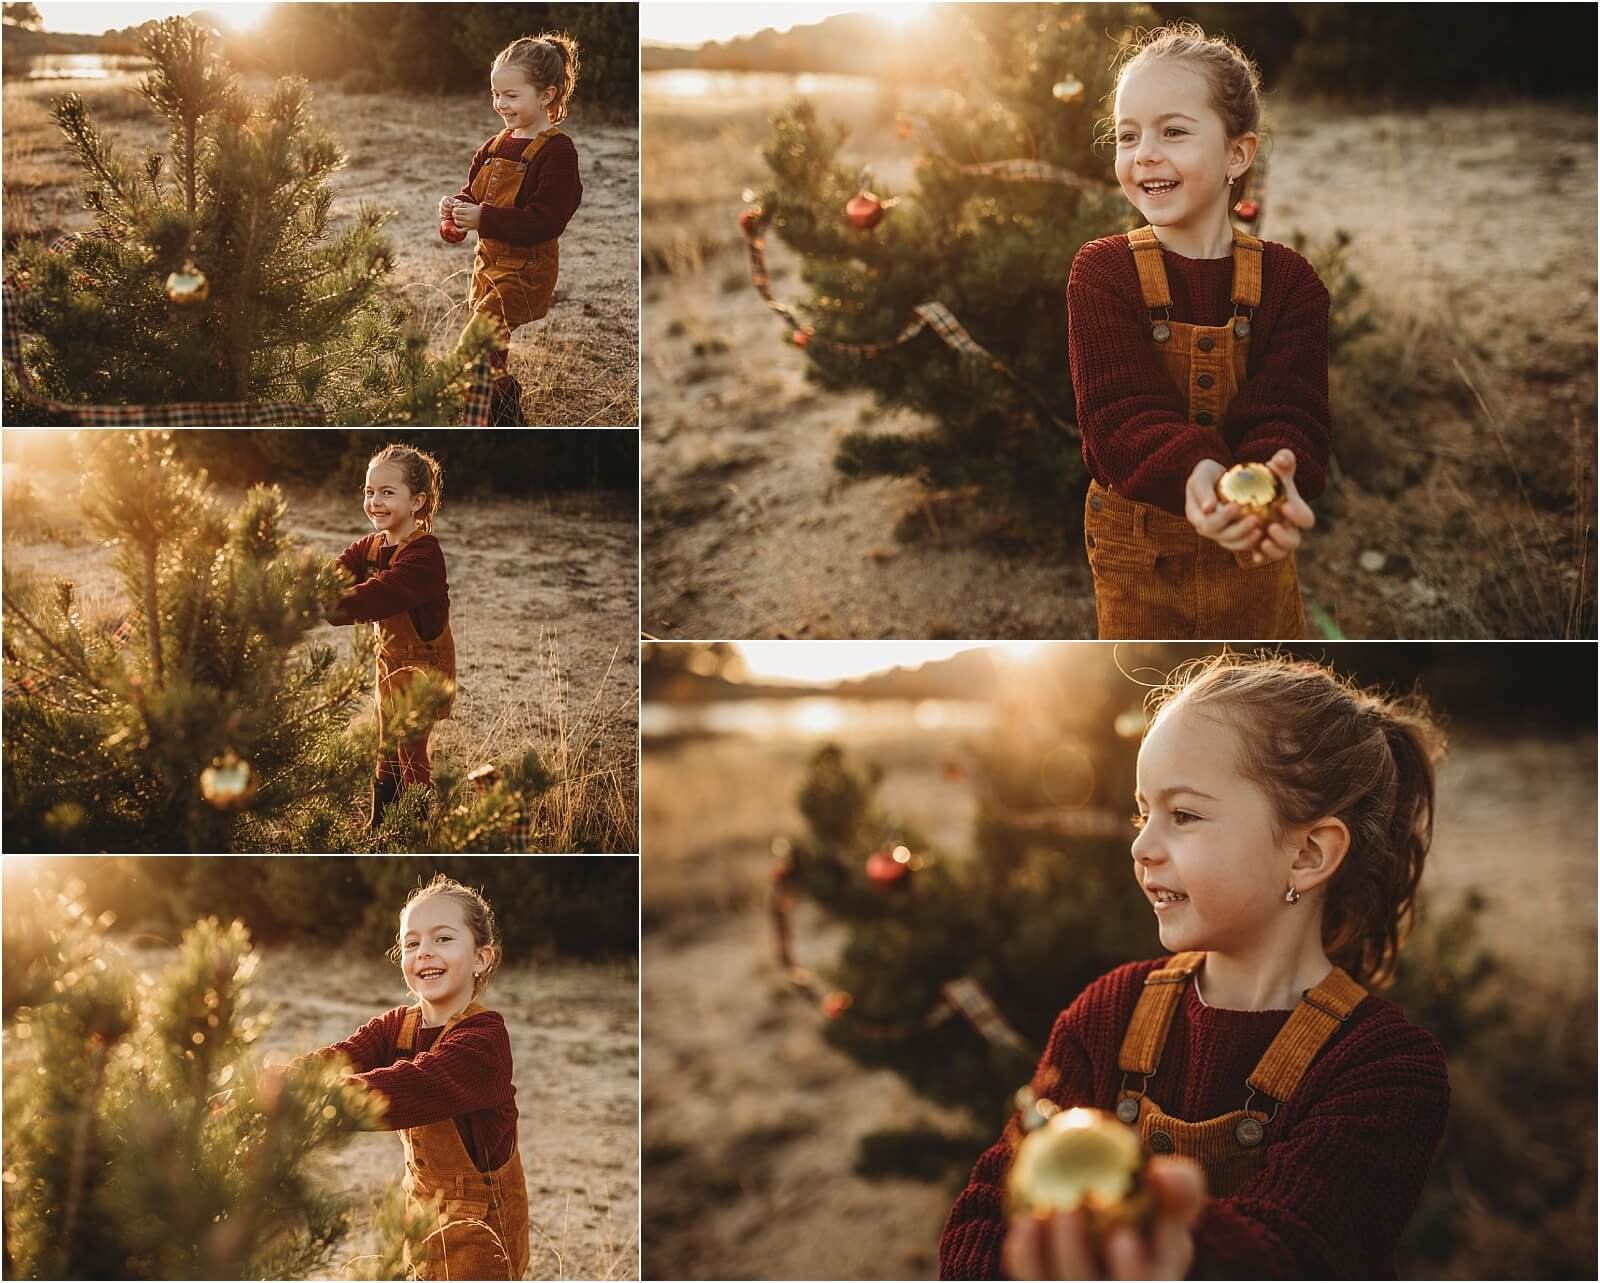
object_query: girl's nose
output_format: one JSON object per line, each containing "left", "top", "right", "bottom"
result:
{"left": 1131, "top": 825, "right": 1159, "bottom": 863}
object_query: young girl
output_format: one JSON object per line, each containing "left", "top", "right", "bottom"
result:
{"left": 330, "top": 444, "right": 456, "bottom": 828}
{"left": 1069, "top": 22, "right": 1332, "bottom": 639}
{"left": 297, "top": 876, "right": 528, "bottom": 1280}
{"left": 939, "top": 654, "right": 1451, "bottom": 1279}
{"left": 440, "top": 33, "right": 584, "bottom": 426}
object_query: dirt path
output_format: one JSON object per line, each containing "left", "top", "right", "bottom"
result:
{"left": 641, "top": 87, "right": 1595, "bottom": 639}
{"left": 2, "top": 74, "right": 638, "bottom": 426}
{"left": 640, "top": 724, "right": 1595, "bottom": 1279}
{"left": 3, "top": 477, "right": 639, "bottom": 851}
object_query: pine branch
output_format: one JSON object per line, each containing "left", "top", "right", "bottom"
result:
{"left": 1, "top": 590, "right": 106, "bottom": 692}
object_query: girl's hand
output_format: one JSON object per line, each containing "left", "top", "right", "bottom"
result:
{"left": 438, "top": 195, "right": 455, "bottom": 219}
{"left": 1001, "top": 1156, "right": 1206, "bottom": 1280}
{"left": 451, "top": 201, "right": 482, "bottom": 230}
{"left": 1184, "top": 458, "right": 1260, "bottom": 552}
{"left": 1251, "top": 449, "right": 1316, "bottom": 564}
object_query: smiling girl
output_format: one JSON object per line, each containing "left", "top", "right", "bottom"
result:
{"left": 440, "top": 33, "right": 584, "bottom": 425}
{"left": 297, "top": 876, "right": 528, "bottom": 1280}
{"left": 939, "top": 654, "right": 1451, "bottom": 1279}
{"left": 1069, "top": 22, "right": 1332, "bottom": 638}
{"left": 329, "top": 444, "right": 455, "bottom": 829}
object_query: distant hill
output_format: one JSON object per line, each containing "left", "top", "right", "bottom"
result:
{"left": 642, "top": 11, "right": 944, "bottom": 77}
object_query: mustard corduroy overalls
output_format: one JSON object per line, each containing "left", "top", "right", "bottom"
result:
{"left": 396, "top": 1002, "right": 531, "bottom": 1281}
{"left": 468, "top": 127, "right": 563, "bottom": 343}
{"left": 1110, "top": 951, "right": 1367, "bottom": 1197}
{"left": 1083, "top": 224, "right": 1307, "bottom": 640}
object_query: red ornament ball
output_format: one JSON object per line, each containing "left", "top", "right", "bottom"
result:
{"left": 822, "top": 991, "right": 854, "bottom": 1020}
{"left": 739, "top": 206, "right": 764, "bottom": 236}
{"left": 846, "top": 191, "right": 885, "bottom": 230}
{"left": 792, "top": 329, "right": 811, "bottom": 348}
{"left": 1232, "top": 198, "right": 1260, "bottom": 223}
{"left": 440, "top": 217, "right": 467, "bottom": 244}
{"left": 865, "top": 846, "right": 911, "bottom": 889}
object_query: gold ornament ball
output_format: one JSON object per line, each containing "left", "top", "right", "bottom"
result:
{"left": 200, "top": 749, "right": 258, "bottom": 810}
{"left": 1215, "top": 462, "right": 1285, "bottom": 522}
{"left": 164, "top": 261, "right": 210, "bottom": 306}
{"left": 1006, "top": 1107, "right": 1152, "bottom": 1228}
{"left": 1052, "top": 75, "right": 1085, "bottom": 104}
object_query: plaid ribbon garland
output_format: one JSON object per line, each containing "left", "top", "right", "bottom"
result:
{"left": 740, "top": 211, "right": 1077, "bottom": 437}
{"left": 4, "top": 232, "right": 496, "bottom": 426}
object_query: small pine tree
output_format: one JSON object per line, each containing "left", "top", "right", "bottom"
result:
{"left": 1, "top": 877, "right": 426, "bottom": 1279}
{"left": 2, "top": 432, "right": 551, "bottom": 853}
{"left": 4, "top": 16, "right": 497, "bottom": 424}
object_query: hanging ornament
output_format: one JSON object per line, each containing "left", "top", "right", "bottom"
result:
{"left": 845, "top": 191, "right": 886, "bottom": 230}
{"left": 1232, "top": 198, "right": 1261, "bottom": 224}
{"left": 1007, "top": 1105, "right": 1155, "bottom": 1235}
{"left": 164, "top": 258, "right": 210, "bottom": 306}
{"left": 791, "top": 328, "right": 812, "bottom": 349}
{"left": 1215, "top": 462, "right": 1285, "bottom": 522}
{"left": 440, "top": 215, "right": 468, "bottom": 244}
{"left": 739, "top": 206, "right": 765, "bottom": 237}
{"left": 822, "top": 991, "right": 853, "bottom": 1019}
{"left": 865, "top": 844, "right": 912, "bottom": 890}
{"left": 200, "top": 749, "right": 257, "bottom": 810}
{"left": 1052, "top": 75, "right": 1085, "bottom": 104}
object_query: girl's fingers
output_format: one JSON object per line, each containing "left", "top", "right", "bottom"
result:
{"left": 1216, "top": 515, "right": 1260, "bottom": 546}
{"left": 1104, "top": 1225, "right": 1146, "bottom": 1280}
{"left": 1264, "top": 522, "right": 1301, "bottom": 552}
{"left": 1002, "top": 1216, "right": 1045, "bottom": 1281}
{"left": 1046, "top": 1209, "right": 1096, "bottom": 1280}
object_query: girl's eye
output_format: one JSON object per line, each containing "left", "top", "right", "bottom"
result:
{"left": 1172, "top": 810, "right": 1200, "bottom": 826}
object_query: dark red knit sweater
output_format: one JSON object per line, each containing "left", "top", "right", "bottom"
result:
{"left": 331, "top": 533, "right": 449, "bottom": 642}
{"left": 1067, "top": 234, "right": 1333, "bottom": 517}
{"left": 938, "top": 957, "right": 1449, "bottom": 1280}
{"left": 452, "top": 130, "right": 583, "bottom": 245}
{"left": 311, "top": 1004, "right": 517, "bottom": 1172}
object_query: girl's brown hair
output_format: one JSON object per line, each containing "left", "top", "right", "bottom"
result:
{"left": 493, "top": 33, "right": 580, "bottom": 126}
{"left": 387, "top": 874, "right": 502, "bottom": 998}
{"left": 1145, "top": 653, "right": 1446, "bottom": 989}
{"left": 368, "top": 443, "right": 444, "bottom": 531}
{"left": 1095, "top": 19, "right": 1270, "bottom": 195}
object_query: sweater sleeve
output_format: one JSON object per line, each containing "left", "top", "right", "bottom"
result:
{"left": 297, "top": 1006, "right": 402, "bottom": 1076}
{"left": 347, "top": 1011, "right": 514, "bottom": 1132}
{"left": 452, "top": 137, "right": 496, "bottom": 205}
{"left": 1068, "top": 244, "right": 1235, "bottom": 516}
{"left": 938, "top": 1000, "right": 1102, "bottom": 1279}
{"left": 1188, "top": 1019, "right": 1450, "bottom": 1278}
{"left": 327, "top": 536, "right": 446, "bottom": 626}
{"left": 1225, "top": 257, "right": 1333, "bottom": 502}
{"left": 334, "top": 536, "right": 368, "bottom": 585}
{"left": 477, "top": 136, "right": 583, "bottom": 245}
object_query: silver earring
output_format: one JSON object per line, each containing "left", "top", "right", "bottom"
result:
{"left": 1285, "top": 884, "right": 1300, "bottom": 904}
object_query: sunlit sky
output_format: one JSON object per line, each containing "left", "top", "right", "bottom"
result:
{"left": 733, "top": 641, "right": 1040, "bottom": 686}
{"left": 642, "top": 1, "right": 933, "bottom": 48}
{"left": 33, "top": 1, "right": 275, "bottom": 34}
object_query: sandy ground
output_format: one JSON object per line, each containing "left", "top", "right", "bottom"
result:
{"left": 3, "top": 72, "right": 639, "bottom": 426}
{"left": 2, "top": 472, "right": 640, "bottom": 852}
{"left": 639, "top": 719, "right": 1596, "bottom": 1279}
{"left": 640, "top": 82, "right": 1596, "bottom": 639}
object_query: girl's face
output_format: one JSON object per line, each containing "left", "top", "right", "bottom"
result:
{"left": 1131, "top": 701, "right": 1294, "bottom": 955}
{"left": 491, "top": 64, "right": 552, "bottom": 132}
{"left": 1113, "top": 60, "right": 1252, "bottom": 245}
{"left": 363, "top": 461, "right": 423, "bottom": 538}
{"left": 400, "top": 894, "right": 490, "bottom": 1013}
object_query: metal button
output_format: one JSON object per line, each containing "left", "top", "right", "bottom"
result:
{"left": 1152, "top": 322, "right": 1171, "bottom": 343}
{"left": 1197, "top": 335, "right": 1214, "bottom": 353}
{"left": 1150, "top": 1130, "right": 1175, "bottom": 1154}
{"left": 1089, "top": 494, "right": 1102, "bottom": 512}
{"left": 1195, "top": 410, "right": 1214, "bottom": 426}
{"left": 1197, "top": 373, "right": 1214, "bottom": 389}
{"left": 484, "top": 1176, "right": 493, "bottom": 1185}
{"left": 1115, "top": 1098, "right": 1140, "bottom": 1125}
{"left": 1235, "top": 1117, "right": 1265, "bottom": 1147}
{"left": 1234, "top": 317, "right": 1251, "bottom": 339}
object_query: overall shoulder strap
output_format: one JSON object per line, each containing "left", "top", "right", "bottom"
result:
{"left": 440, "top": 1001, "right": 487, "bottom": 1038}
{"left": 1117, "top": 952, "right": 1206, "bottom": 1074}
{"left": 1126, "top": 225, "right": 1173, "bottom": 310}
{"left": 363, "top": 533, "right": 385, "bottom": 570}
{"left": 1230, "top": 229, "right": 1264, "bottom": 309}
{"left": 1246, "top": 966, "right": 1368, "bottom": 1102}
{"left": 396, "top": 1004, "right": 422, "bottom": 1055}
